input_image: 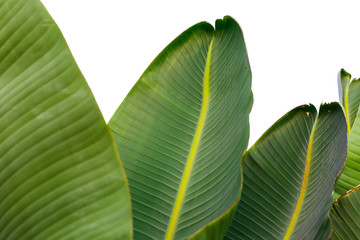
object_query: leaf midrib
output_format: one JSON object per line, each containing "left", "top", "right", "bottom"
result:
{"left": 283, "top": 119, "right": 317, "bottom": 240}
{"left": 344, "top": 83, "right": 351, "bottom": 134}
{"left": 164, "top": 37, "right": 214, "bottom": 240}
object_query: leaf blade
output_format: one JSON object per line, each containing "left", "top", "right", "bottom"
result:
{"left": 165, "top": 36, "right": 214, "bottom": 240}
{"left": 225, "top": 103, "right": 347, "bottom": 240}
{"left": 335, "top": 69, "right": 360, "bottom": 199}
{"left": 109, "top": 16, "right": 252, "bottom": 239}
{"left": 330, "top": 185, "right": 360, "bottom": 240}
{"left": 0, "top": 1, "right": 131, "bottom": 239}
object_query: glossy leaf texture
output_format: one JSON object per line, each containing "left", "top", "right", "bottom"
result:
{"left": 335, "top": 69, "right": 360, "bottom": 199}
{"left": 0, "top": 1, "right": 131, "bottom": 239}
{"left": 330, "top": 185, "right": 360, "bottom": 239}
{"left": 109, "top": 16, "right": 252, "bottom": 240}
{"left": 225, "top": 103, "right": 347, "bottom": 240}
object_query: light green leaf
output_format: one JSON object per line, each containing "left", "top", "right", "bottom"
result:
{"left": 225, "top": 103, "right": 347, "bottom": 240}
{"left": 330, "top": 185, "right": 360, "bottom": 240}
{"left": 109, "top": 16, "right": 252, "bottom": 239}
{"left": 338, "top": 69, "right": 351, "bottom": 115}
{"left": 346, "top": 79, "right": 360, "bottom": 129}
{"left": 0, "top": 1, "right": 131, "bottom": 239}
{"left": 337, "top": 69, "right": 360, "bottom": 130}
{"left": 335, "top": 69, "right": 360, "bottom": 199}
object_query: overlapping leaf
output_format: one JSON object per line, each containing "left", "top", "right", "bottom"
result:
{"left": 330, "top": 185, "right": 360, "bottom": 239}
{"left": 0, "top": 1, "right": 131, "bottom": 239}
{"left": 225, "top": 103, "right": 347, "bottom": 240}
{"left": 338, "top": 69, "right": 360, "bottom": 130}
{"left": 335, "top": 69, "right": 360, "bottom": 199}
{"left": 109, "top": 16, "right": 252, "bottom": 239}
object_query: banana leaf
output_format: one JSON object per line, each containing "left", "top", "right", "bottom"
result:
{"left": 334, "top": 69, "right": 360, "bottom": 199}
{"left": 0, "top": 1, "right": 131, "bottom": 239}
{"left": 109, "top": 16, "right": 253, "bottom": 239}
{"left": 225, "top": 103, "right": 347, "bottom": 240}
{"left": 330, "top": 185, "right": 360, "bottom": 239}
{"left": 337, "top": 69, "right": 360, "bottom": 130}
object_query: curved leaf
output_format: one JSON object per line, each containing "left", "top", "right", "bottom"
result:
{"left": 225, "top": 103, "right": 347, "bottom": 240}
{"left": 109, "top": 16, "right": 252, "bottom": 239}
{"left": 346, "top": 79, "right": 360, "bottom": 129}
{"left": 335, "top": 112, "right": 360, "bottom": 199}
{"left": 338, "top": 69, "right": 351, "bottom": 126}
{"left": 337, "top": 69, "right": 360, "bottom": 130}
{"left": 188, "top": 200, "right": 238, "bottom": 240}
{"left": 330, "top": 185, "right": 360, "bottom": 240}
{"left": 335, "top": 69, "right": 360, "bottom": 199}
{"left": 0, "top": 1, "right": 131, "bottom": 239}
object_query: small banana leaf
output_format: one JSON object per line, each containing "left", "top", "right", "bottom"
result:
{"left": 338, "top": 69, "right": 360, "bottom": 130}
{"left": 225, "top": 103, "right": 347, "bottom": 240}
{"left": 0, "top": 1, "right": 131, "bottom": 239}
{"left": 109, "top": 16, "right": 253, "bottom": 239}
{"left": 334, "top": 69, "right": 360, "bottom": 199}
{"left": 330, "top": 185, "right": 360, "bottom": 239}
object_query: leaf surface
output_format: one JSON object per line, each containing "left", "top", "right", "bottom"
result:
{"left": 338, "top": 69, "right": 360, "bottom": 129}
{"left": 335, "top": 69, "right": 360, "bottom": 199}
{"left": 109, "top": 16, "right": 252, "bottom": 239}
{"left": 0, "top": 1, "right": 131, "bottom": 239}
{"left": 225, "top": 103, "right": 347, "bottom": 240}
{"left": 330, "top": 185, "right": 360, "bottom": 240}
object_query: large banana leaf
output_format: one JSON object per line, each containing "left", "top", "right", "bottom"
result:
{"left": 330, "top": 185, "right": 360, "bottom": 239}
{"left": 109, "top": 16, "right": 252, "bottom": 239}
{"left": 0, "top": 1, "right": 131, "bottom": 239}
{"left": 335, "top": 69, "right": 360, "bottom": 199}
{"left": 225, "top": 103, "right": 347, "bottom": 240}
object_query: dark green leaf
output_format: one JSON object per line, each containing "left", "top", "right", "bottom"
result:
{"left": 330, "top": 185, "right": 360, "bottom": 240}
{"left": 225, "top": 103, "right": 347, "bottom": 240}
{"left": 109, "top": 16, "right": 252, "bottom": 239}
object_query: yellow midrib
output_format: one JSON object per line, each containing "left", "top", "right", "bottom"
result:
{"left": 344, "top": 84, "right": 351, "bottom": 134}
{"left": 283, "top": 119, "right": 317, "bottom": 240}
{"left": 164, "top": 37, "right": 214, "bottom": 240}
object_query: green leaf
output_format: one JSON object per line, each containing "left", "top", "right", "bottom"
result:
{"left": 335, "top": 69, "right": 360, "bottom": 199}
{"left": 188, "top": 200, "right": 238, "bottom": 240}
{"left": 109, "top": 16, "right": 252, "bottom": 239}
{"left": 330, "top": 185, "right": 360, "bottom": 240}
{"left": 0, "top": 1, "right": 131, "bottom": 239}
{"left": 337, "top": 69, "right": 360, "bottom": 130}
{"left": 334, "top": 110, "right": 360, "bottom": 199}
{"left": 338, "top": 69, "right": 351, "bottom": 114}
{"left": 346, "top": 79, "right": 360, "bottom": 129}
{"left": 225, "top": 103, "right": 347, "bottom": 240}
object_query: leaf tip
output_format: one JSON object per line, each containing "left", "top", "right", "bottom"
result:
{"left": 319, "top": 102, "right": 342, "bottom": 115}
{"left": 298, "top": 103, "right": 317, "bottom": 116}
{"left": 340, "top": 68, "right": 351, "bottom": 79}
{"left": 214, "top": 15, "right": 241, "bottom": 31}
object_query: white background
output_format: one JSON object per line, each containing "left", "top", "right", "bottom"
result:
{"left": 41, "top": 0, "right": 360, "bottom": 146}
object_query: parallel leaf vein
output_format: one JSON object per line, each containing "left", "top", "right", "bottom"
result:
{"left": 283, "top": 119, "right": 317, "bottom": 240}
{"left": 164, "top": 37, "right": 214, "bottom": 240}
